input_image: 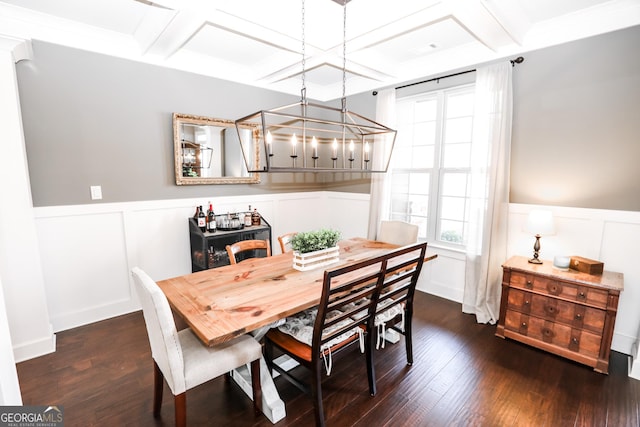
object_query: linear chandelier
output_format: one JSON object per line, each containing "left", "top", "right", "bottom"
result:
{"left": 235, "top": 0, "right": 397, "bottom": 173}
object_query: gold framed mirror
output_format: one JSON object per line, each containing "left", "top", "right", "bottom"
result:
{"left": 173, "top": 113, "right": 260, "bottom": 185}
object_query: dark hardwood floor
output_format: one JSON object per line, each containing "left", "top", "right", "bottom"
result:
{"left": 17, "top": 292, "right": 640, "bottom": 426}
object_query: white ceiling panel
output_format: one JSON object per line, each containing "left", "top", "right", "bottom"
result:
{"left": 351, "top": 18, "right": 477, "bottom": 66}
{"left": 185, "top": 24, "right": 290, "bottom": 65}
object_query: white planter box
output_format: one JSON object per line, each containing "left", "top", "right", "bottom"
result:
{"left": 293, "top": 246, "right": 340, "bottom": 271}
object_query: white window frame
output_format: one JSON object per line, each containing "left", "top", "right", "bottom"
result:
{"left": 388, "top": 84, "right": 475, "bottom": 249}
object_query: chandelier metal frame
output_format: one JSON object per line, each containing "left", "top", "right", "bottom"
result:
{"left": 235, "top": 0, "right": 396, "bottom": 173}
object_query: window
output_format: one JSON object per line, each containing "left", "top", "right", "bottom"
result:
{"left": 388, "top": 85, "right": 475, "bottom": 248}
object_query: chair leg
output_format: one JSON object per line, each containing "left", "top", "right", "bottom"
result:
{"left": 311, "top": 362, "right": 325, "bottom": 427}
{"left": 153, "top": 361, "right": 164, "bottom": 417}
{"left": 174, "top": 393, "right": 186, "bottom": 427}
{"left": 404, "top": 314, "right": 413, "bottom": 365}
{"left": 250, "top": 359, "right": 262, "bottom": 415}
{"left": 365, "top": 329, "right": 377, "bottom": 396}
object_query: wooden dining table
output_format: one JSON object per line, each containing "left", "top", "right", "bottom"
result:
{"left": 158, "top": 237, "right": 432, "bottom": 346}
{"left": 156, "top": 237, "right": 436, "bottom": 423}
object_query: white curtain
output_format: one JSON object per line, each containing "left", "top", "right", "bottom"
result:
{"left": 462, "top": 62, "right": 513, "bottom": 324}
{"left": 367, "top": 88, "right": 396, "bottom": 240}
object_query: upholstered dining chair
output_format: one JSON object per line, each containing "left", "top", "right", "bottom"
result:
{"left": 378, "top": 220, "right": 419, "bottom": 246}
{"left": 277, "top": 232, "right": 298, "bottom": 254}
{"left": 131, "top": 267, "right": 263, "bottom": 427}
{"left": 226, "top": 239, "right": 271, "bottom": 264}
{"left": 264, "top": 255, "right": 386, "bottom": 426}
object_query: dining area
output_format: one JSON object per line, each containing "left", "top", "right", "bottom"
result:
{"left": 132, "top": 230, "right": 436, "bottom": 427}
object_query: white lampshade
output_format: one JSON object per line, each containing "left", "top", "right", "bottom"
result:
{"left": 525, "top": 209, "right": 556, "bottom": 236}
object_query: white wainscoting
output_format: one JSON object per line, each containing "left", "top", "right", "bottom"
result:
{"left": 30, "top": 196, "right": 640, "bottom": 376}
{"left": 33, "top": 192, "right": 372, "bottom": 333}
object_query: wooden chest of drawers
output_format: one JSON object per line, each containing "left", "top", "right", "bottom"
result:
{"left": 496, "top": 256, "right": 624, "bottom": 374}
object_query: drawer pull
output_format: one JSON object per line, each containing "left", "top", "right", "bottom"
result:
{"left": 572, "top": 338, "right": 579, "bottom": 344}
{"left": 575, "top": 313, "right": 582, "bottom": 320}
{"left": 526, "top": 280, "right": 533, "bottom": 289}
{"left": 546, "top": 306, "right": 555, "bottom": 314}
{"left": 547, "top": 283, "right": 561, "bottom": 295}
{"left": 578, "top": 291, "right": 586, "bottom": 299}
{"left": 521, "top": 322, "right": 527, "bottom": 327}
{"left": 524, "top": 300, "right": 530, "bottom": 305}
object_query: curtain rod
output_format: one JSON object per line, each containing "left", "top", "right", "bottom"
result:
{"left": 394, "top": 56, "right": 524, "bottom": 91}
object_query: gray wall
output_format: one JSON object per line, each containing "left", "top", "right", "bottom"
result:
{"left": 16, "top": 42, "right": 371, "bottom": 207}
{"left": 17, "top": 24, "right": 640, "bottom": 211}
{"left": 511, "top": 25, "right": 640, "bottom": 211}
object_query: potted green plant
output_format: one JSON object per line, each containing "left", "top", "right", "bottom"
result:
{"left": 290, "top": 229, "right": 341, "bottom": 271}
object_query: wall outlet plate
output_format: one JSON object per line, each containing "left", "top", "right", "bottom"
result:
{"left": 90, "top": 185, "right": 102, "bottom": 200}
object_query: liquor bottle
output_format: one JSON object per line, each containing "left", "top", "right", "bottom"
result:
{"left": 244, "top": 205, "right": 252, "bottom": 226}
{"left": 193, "top": 205, "right": 200, "bottom": 218}
{"left": 197, "top": 205, "right": 206, "bottom": 232}
{"left": 207, "top": 203, "right": 216, "bottom": 233}
{"left": 251, "top": 208, "right": 261, "bottom": 226}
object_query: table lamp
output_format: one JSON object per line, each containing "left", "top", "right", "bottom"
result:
{"left": 525, "top": 209, "right": 556, "bottom": 264}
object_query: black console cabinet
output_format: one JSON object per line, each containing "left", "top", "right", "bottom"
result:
{"left": 188, "top": 215, "right": 271, "bottom": 272}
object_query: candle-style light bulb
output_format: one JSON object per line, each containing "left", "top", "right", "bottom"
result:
{"left": 266, "top": 131, "right": 273, "bottom": 155}
{"left": 349, "top": 140, "right": 355, "bottom": 159}
{"left": 291, "top": 134, "right": 297, "bottom": 156}
{"left": 332, "top": 138, "right": 338, "bottom": 158}
{"left": 364, "top": 141, "right": 370, "bottom": 161}
{"left": 311, "top": 136, "right": 318, "bottom": 158}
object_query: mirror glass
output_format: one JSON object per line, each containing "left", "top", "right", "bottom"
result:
{"left": 173, "top": 113, "right": 260, "bottom": 185}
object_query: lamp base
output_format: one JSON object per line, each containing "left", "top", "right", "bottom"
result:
{"left": 528, "top": 234, "right": 543, "bottom": 264}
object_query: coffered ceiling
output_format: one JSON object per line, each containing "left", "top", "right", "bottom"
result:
{"left": 1, "top": 0, "right": 638, "bottom": 101}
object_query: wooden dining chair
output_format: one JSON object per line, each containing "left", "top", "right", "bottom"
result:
{"left": 277, "top": 232, "right": 298, "bottom": 253}
{"left": 265, "top": 258, "right": 384, "bottom": 426}
{"left": 373, "top": 242, "right": 428, "bottom": 363}
{"left": 264, "top": 254, "right": 387, "bottom": 426}
{"left": 131, "top": 267, "right": 262, "bottom": 427}
{"left": 375, "top": 221, "right": 421, "bottom": 346}
{"left": 226, "top": 239, "right": 271, "bottom": 264}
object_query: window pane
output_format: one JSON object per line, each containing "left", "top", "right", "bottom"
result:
{"left": 442, "top": 143, "right": 471, "bottom": 168}
{"left": 408, "top": 173, "right": 429, "bottom": 195}
{"left": 396, "top": 124, "right": 413, "bottom": 147}
{"left": 439, "top": 219, "right": 464, "bottom": 244}
{"left": 411, "top": 146, "right": 434, "bottom": 168}
{"left": 411, "top": 217, "right": 428, "bottom": 239}
{"left": 445, "top": 117, "right": 473, "bottom": 143}
{"left": 390, "top": 172, "right": 409, "bottom": 193}
{"left": 447, "top": 92, "right": 474, "bottom": 117}
{"left": 442, "top": 172, "right": 468, "bottom": 197}
{"left": 440, "top": 196, "right": 466, "bottom": 221}
{"left": 413, "top": 122, "right": 436, "bottom": 146}
{"left": 409, "top": 194, "right": 429, "bottom": 217}
{"left": 414, "top": 99, "right": 437, "bottom": 120}
{"left": 391, "top": 146, "right": 412, "bottom": 167}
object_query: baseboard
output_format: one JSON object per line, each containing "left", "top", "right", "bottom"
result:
{"left": 13, "top": 329, "right": 56, "bottom": 363}
{"left": 611, "top": 331, "right": 636, "bottom": 356}
{"left": 51, "top": 298, "right": 139, "bottom": 333}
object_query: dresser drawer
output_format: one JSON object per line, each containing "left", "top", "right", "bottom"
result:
{"left": 504, "top": 310, "right": 602, "bottom": 359}
{"left": 510, "top": 271, "right": 609, "bottom": 309}
{"left": 507, "top": 288, "right": 605, "bottom": 334}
